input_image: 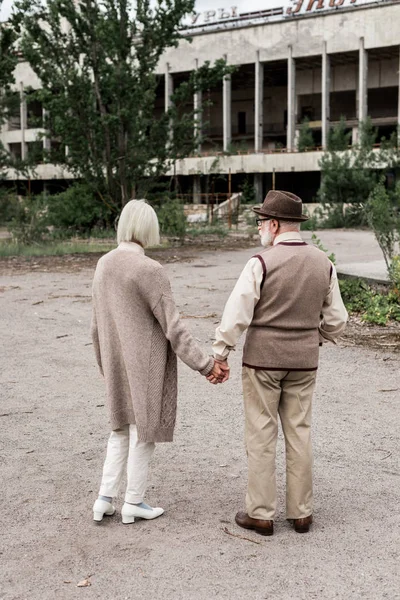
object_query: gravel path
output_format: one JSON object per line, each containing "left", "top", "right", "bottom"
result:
{"left": 1, "top": 246, "right": 399, "bottom": 600}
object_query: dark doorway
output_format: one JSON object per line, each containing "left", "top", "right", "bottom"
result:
{"left": 238, "top": 112, "right": 247, "bottom": 135}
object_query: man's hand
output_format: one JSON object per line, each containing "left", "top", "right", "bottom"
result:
{"left": 214, "top": 359, "right": 230, "bottom": 383}
{"left": 206, "top": 359, "right": 230, "bottom": 384}
{"left": 206, "top": 360, "right": 223, "bottom": 385}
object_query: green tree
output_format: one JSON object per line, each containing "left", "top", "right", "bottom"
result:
{"left": 0, "top": 2, "right": 18, "bottom": 175}
{"left": 365, "top": 178, "right": 400, "bottom": 271}
{"left": 239, "top": 177, "right": 256, "bottom": 204}
{"left": 11, "top": 0, "right": 231, "bottom": 216}
{"left": 327, "top": 116, "right": 351, "bottom": 151}
{"left": 297, "top": 117, "right": 314, "bottom": 152}
{"left": 318, "top": 118, "right": 385, "bottom": 223}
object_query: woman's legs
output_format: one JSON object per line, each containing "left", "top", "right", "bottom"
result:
{"left": 95, "top": 424, "right": 163, "bottom": 523}
{"left": 98, "top": 425, "right": 130, "bottom": 499}
{"left": 121, "top": 426, "right": 163, "bottom": 524}
{"left": 125, "top": 424, "right": 155, "bottom": 504}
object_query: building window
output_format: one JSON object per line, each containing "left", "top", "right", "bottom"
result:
{"left": 50, "top": 140, "right": 65, "bottom": 162}
{"left": 26, "top": 97, "right": 43, "bottom": 129}
{"left": 9, "top": 143, "right": 22, "bottom": 160}
{"left": 238, "top": 112, "right": 247, "bottom": 135}
{"left": 27, "top": 141, "right": 44, "bottom": 163}
{"left": 7, "top": 92, "right": 21, "bottom": 131}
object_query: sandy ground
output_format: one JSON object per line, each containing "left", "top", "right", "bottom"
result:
{"left": 1, "top": 242, "right": 399, "bottom": 600}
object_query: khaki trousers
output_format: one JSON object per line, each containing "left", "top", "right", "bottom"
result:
{"left": 242, "top": 366, "right": 317, "bottom": 521}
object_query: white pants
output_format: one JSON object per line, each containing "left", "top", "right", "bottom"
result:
{"left": 98, "top": 424, "right": 155, "bottom": 504}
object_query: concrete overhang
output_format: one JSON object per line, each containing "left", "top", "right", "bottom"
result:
{"left": 167, "top": 151, "right": 324, "bottom": 176}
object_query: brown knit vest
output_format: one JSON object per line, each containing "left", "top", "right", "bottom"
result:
{"left": 243, "top": 242, "right": 332, "bottom": 371}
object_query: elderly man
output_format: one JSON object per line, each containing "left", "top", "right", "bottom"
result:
{"left": 212, "top": 190, "right": 348, "bottom": 536}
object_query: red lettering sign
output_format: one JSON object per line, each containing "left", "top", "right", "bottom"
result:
{"left": 287, "top": 0, "right": 357, "bottom": 15}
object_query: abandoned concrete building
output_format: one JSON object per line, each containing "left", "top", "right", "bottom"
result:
{"left": 1, "top": 0, "right": 400, "bottom": 203}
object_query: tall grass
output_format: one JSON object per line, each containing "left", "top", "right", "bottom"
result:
{"left": 0, "top": 240, "right": 116, "bottom": 258}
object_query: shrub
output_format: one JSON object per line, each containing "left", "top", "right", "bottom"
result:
{"left": 156, "top": 197, "right": 186, "bottom": 238}
{"left": 0, "top": 190, "right": 19, "bottom": 224}
{"left": 239, "top": 178, "right": 256, "bottom": 204}
{"left": 8, "top": 194, "right": 48, "bottom": 244}
{"left": 317, "top": 203, "right": 367, "bottom": 229}
{"left": 339, "top": 278, "right": 400, "bottom": 325}
{"left": 46, "top": 183, "right": 114, "bottom": 236}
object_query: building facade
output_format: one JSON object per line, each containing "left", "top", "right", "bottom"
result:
{"left": 1, "top": 0, "right": 400, "bottom": 201}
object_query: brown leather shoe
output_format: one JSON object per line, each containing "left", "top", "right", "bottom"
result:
{"left": 235, "top": 511, "right": 273, "bottom": 536}
{"left": 293, "top": 515, "right": 313, "bottom": 533}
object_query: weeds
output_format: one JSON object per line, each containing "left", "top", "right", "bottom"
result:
{"left": 186, "top": 224, "right": 228, "bottom": 238}
{"left": 339, "top": 278, "right": 400, "bottom": 325}
{"left": 0, "top": 240, "right": 116, "bottom": 257}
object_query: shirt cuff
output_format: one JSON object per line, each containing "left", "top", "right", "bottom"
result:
{"left": 214, "top": 353, "right": 228, "bottom": 362}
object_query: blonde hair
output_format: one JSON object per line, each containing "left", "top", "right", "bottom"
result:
{"left": 117, "top": 199, "right": 160, "bottom": 248}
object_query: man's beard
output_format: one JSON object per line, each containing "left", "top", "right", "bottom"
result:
{"left": 260, "top": 228, "right": 273, "bottom": 247}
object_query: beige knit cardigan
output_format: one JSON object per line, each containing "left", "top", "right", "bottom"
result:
{"left": 91, "top": 242, "right": 214, "bottom": 442}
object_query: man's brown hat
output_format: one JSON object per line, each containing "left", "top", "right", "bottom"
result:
{"left": 253, "top": 190, "right": 309, "bottom": 222}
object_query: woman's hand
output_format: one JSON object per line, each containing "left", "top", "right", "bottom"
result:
{"left": 206, "top": 359, "right": 230, "bottom": 384}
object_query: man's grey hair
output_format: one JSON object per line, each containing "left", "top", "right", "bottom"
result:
{"left": 117, "top": 199, "right": 160, "bottom": 248}
{"left": 281, "top": 220, "right": 301, "bottom": 231}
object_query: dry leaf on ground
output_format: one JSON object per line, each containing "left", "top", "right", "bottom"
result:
{"left": 77, "top": 578, "right": 91, "bottom": 587}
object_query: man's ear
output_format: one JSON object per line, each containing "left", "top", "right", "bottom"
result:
{"left": 271, "top": 219, "right": 280, "bottom": 232}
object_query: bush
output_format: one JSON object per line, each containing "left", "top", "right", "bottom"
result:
{"left": 239, "top": 178, "right": 256, "bottom": 204}
{"left": 46, "top": 183, "right": 114, "bottom": 236}
{"left": 8, "top": 194, "right": 48, "bottom": 244}
{"left": 339, "top": 278, "right": 400, "bottom": 325}
{"left": 186, "top": 224, "right": 228, "bottom": 238}
{"left": 300, "top": 205, "right": 320, "bottom": 231}
{"left": 317, "top": 203, "right": 367, "bottom": 229}
{"left": 156, "top": 197, "right": 186, "bottom": 238}
{"left": 0, "top": 190, "right": 19, "bottom": 224}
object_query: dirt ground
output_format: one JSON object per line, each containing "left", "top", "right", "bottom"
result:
{"left": 1, "top": 242, "right": 399, "bottom": 600}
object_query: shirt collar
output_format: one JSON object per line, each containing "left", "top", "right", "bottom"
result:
{"left": 118, "top": 241, "right": 145, "bottom": 255}
{"left": 273, "top": 231, "right": 303, "bottom": 246}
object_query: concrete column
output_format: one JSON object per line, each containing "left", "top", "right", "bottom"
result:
{"left": 165, "top": 63, "right": 174, "bottom": 147}
{"left": 193, "top": 175, "right": 201, "bottom": 203}
{"left": 19, "top": 82, "right": 27, "bottom": 160}
{"left": 43, "top": 108, "right": 51, "bottom": 155}
{"left": 254, "top": 51, "right": 264, "bottom": 153}
{"left": 165, "top": 63, "right": 173, "bottom": 112}
{"left": 287, "top": 46, "right": 296, "bottom": 152}
{"left": 193, "top": 59, "right": 202, "bottom": 154}
{"left": 294, "top": 129, "right": 300, "bottom": 148}
{"left": 358, "top": 37, "right": 368, "bottom": 124}
{"left": 223, "top": 55, "right": 232, "bottom": 152}
{"left": 254, "top": 174, "right": 263, "bottom": 204}
{"left": 321, "top": 42, "right": 331, "bottom": 149}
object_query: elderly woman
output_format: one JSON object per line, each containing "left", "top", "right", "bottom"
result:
{"left": 91, "top": 199, "right": 221, "bottom": 525}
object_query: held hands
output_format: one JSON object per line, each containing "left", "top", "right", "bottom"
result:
{"left": 206, "top": 358, "right": 230, "bottom": 385}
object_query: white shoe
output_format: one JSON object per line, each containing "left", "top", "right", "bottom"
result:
{"left": 121, "top": 502, "right": 164, "bottom": 525}
{"left": 93, "top": 498, "right": 116, "bottom": 522}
